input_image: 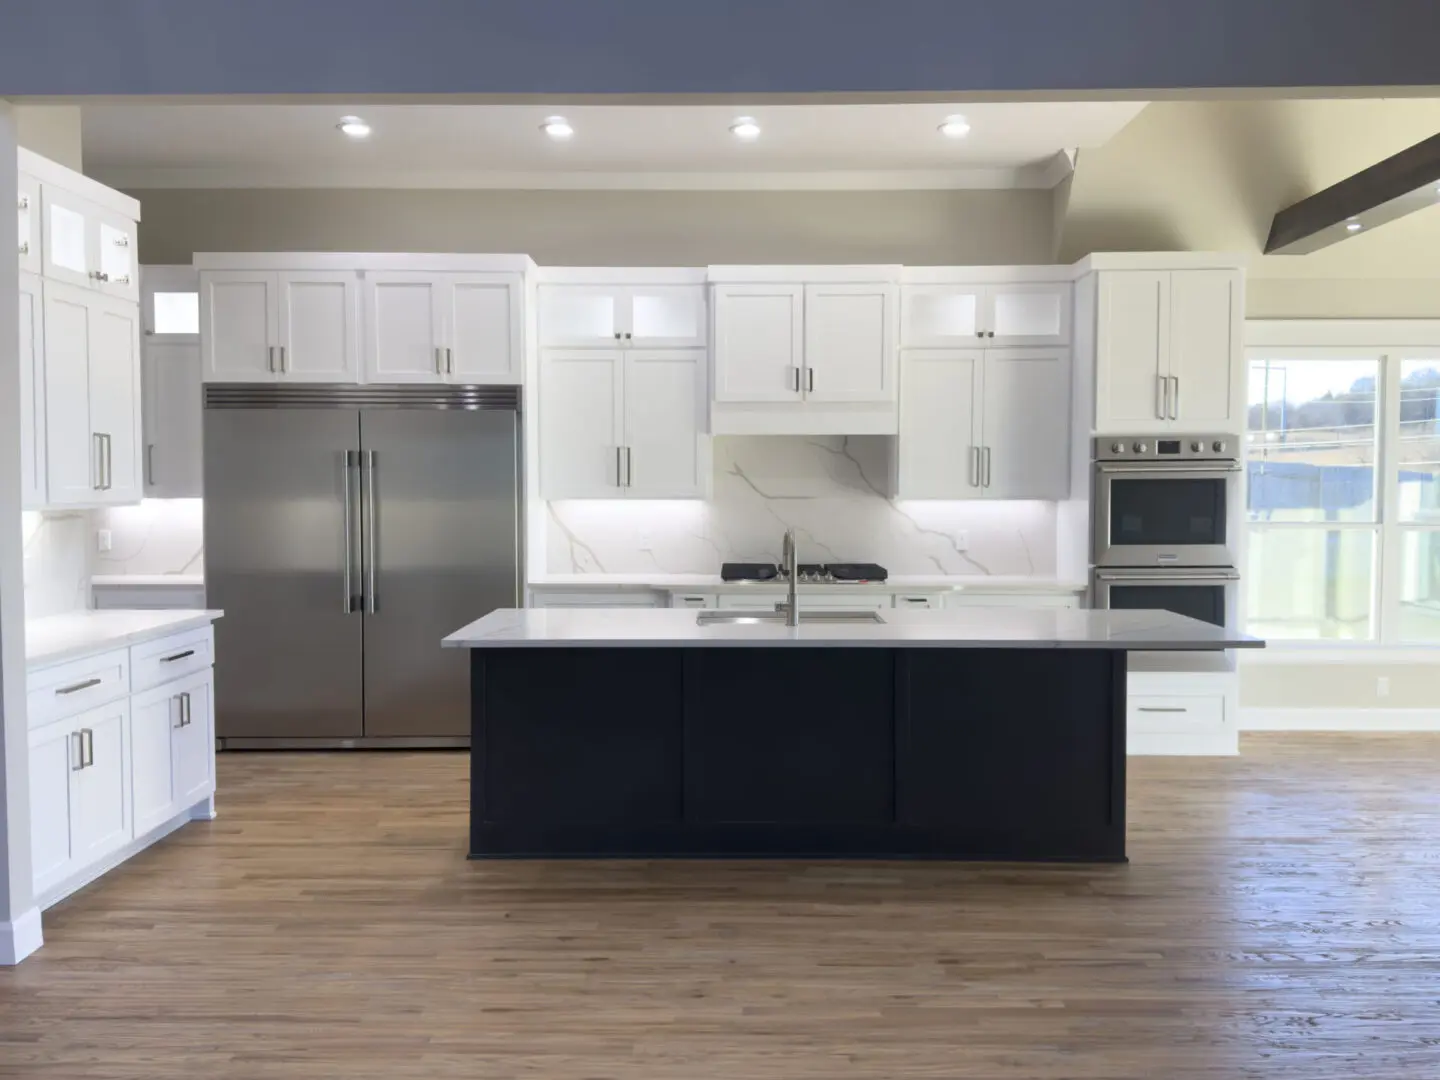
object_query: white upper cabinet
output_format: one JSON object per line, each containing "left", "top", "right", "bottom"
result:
{"left": 18, "top": 273, "right": 46, "bottom": 507}
{"left": 712, "top": 284, "right": 804, "bottom": 403}
{"left": 896, "top": 347, "right": 1070, "bottom": 500}
{"left": 540, "top": 346, "right": 708, "bottom": 500}
{"left": 200, "top": 271, "right": 278, "bottom": 381}
{"left": 38, "top": 184, "right": 139, "bottom": 302}
{"left": 18, "top": 173, "right": 40, "bottom": 274}
{"left": 275, "top": 271, "right": 360, "bottom": 382}
{"left": 981, "top": 348, "right": 1071, "bottom": 499}
{"left": 442, "top": 273, "right": 520, "bottom": 382}
{"left": 1168, "top": 269, "right": 1242, "bottom": 428}
{"left": 901, "top": 282, "right": 1070, "bottom": 348}
{"left": 89, "top": 295, "right": 143, "bottom": 504}
{"left": 803, "top": 283, "right": 896, "bottom": 402}
{"left": 142, "top": 341, "right": 204, "bottom": 498}
{"left": 540, "top": 349, "right": 623, "bottom": 499}
{"left": 897, "top": 349, "right": 983, "bottom": 499}
{"left": 539, "top": 284, "right": 706, "bottom": 349}
{"left": 1091, "top": 267, "right": 1242, "bottom": 434}
{"left": 95, "top": 210, "right": 139, "bottom": 302}
{"left": 623, "top": 350, "right": 706, "bottom": 498}
{"left": 362, "top": 272, "right": 443, "bottom": 382}
{"left": 201, "top": 269, "right": 360, "bottom": 382}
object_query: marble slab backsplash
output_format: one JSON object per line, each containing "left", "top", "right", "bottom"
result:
{"left": 22, "top": 511, "right": 92, "bottom": 619}
{"left": 92, "top": 499, "right": 206, "bottom": 577}
{"left": 546, "top": 436, "right": 1057, "bottom": 577}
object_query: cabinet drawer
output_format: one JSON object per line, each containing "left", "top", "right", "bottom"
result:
{"left": 894, "top": 594, "right": 943, "bottom": 610}
{"left": 130, "top": 625, "right": 214, "bottom": 693}
{"left": 27, "top": 648, "right": 130, "bottom": 729}
{"left": 1128, "top": 694, "right": 1224, "bottom": 734}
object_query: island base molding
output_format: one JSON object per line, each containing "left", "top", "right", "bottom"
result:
{"left": 469, "top": 647, "right": 1128, "bottom": 862}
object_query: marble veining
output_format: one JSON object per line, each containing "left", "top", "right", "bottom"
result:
{"left": 22, "top": 511, "right": 92, "bottom": 619}
{"left": 92, "top": 498, "right": 205, "bottom": 579}
{"left": 545, "top": 436, "right": 1057, "bottom": 577}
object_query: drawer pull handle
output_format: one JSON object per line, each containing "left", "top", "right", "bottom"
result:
{"left": 56, "top": 677, "right": 102, "bottom": 696}
{"left": 161, "top": 649, "right": 196, "bottom": 663}
{"left": 1137, "top": 706, "right": 1188, "bottom": 713}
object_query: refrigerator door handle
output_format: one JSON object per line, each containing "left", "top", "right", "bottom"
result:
{"left": 363, "top": 450, "right": 378, "bottom": 614}
{"left": 343, "top": 450, "right": 358, "bottom": 613}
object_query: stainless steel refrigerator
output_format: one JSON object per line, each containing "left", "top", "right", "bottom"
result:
{"left": 203, "top": 385, "right": 521, "bottom": 748}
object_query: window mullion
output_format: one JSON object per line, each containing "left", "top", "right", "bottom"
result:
{"left": 1378, "top": 352, "right": 1404, "bottom": 643}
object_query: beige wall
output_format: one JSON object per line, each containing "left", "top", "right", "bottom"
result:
{"left": 1243, "top": 661, "right": 1440, "bottom": 711}
{"left": 1061, "top": 98, "right": 1440, "bottom": 318}
{"left": 15, "top": 105, "right": 81, "bottom": 171}
{"left": 129, "top": 187, "right": 1054, "bottom": 267}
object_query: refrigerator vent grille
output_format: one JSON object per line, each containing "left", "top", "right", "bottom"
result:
{"left": 204, "top": 384, "right": 521, "bottom": 411}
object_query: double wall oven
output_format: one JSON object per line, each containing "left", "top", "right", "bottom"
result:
{"left": 1091, "top": 435, "right": 1242, "bottom": 630}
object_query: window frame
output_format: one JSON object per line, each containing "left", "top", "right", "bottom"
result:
{"left": 140, "top": 263, "right": 200, "bottom": 342}
{"left": 1244, "top": 320, "right": 1440, "bottom": 648}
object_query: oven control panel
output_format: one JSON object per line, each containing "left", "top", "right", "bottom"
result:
{"left": 1094, "top": 435, "right": 1235, "bottom": 462}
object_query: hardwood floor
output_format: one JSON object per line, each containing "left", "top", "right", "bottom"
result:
{"left": 3, "top": 734, "right": 1439, "bottom": 1078}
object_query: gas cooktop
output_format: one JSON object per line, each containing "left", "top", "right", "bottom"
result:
{"left": 720, "top": 562, "right": 889, "bottom": 584}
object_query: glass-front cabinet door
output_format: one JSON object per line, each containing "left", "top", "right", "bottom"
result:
{"left": 96, "top": 211, "right": 139, "bottom": 302}
{"left": 42, "top": 185, "right": 95, "bottom": 289}
{"left": 538, "top": 285, "right": 623, "bottom": 347}
{"left": 626, "top": 286, "right": 706, "bottom": 348}
{"left": 17, "top": 174, "right": 40, "bottom": 274}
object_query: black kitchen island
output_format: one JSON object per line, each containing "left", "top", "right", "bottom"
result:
{"left": 444, "top": 607, "right": 1262, "bottom": 861}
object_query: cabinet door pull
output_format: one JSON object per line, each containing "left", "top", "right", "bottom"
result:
{"left": 268, "top": 345, "right": 277, "bottom": 373}
{"left": 624, "top": 446, "right": 633, "bottom": 488}
{"left": 145, "top": 443, "right": 156, "bottom": 486}
{"left": 982, "top": 446, "right": 992, "bottom": 488}
{"left": 72, "top": 731, "right": 85, "bottom": 771}
{"left": 279, "top": 346, "right": 287, "bottom": 373}
{"left": 806, "top": 367, "right": 814, "bottom": 392}
{"left": 446, "top": 347, "right": 454, "bottom": 374}
{"left": 92, "top": 432, "right": 104, "bottom": 490}
{"left": 1169, "top": 375, "right": 1180, "bottom": 420}
{"left": 181, "top": 692, "right": 193, "bottom": 727}
{"left": 615, "top": 446, "right": 624, "bottom": 487}
{"left": 1156, "top": 375, "right": 1167, "bottom": 420}
{"left": 82, "top": 728, "right": 94, "bottom": 768}
{"left": 160, "top": 649, "right": 197, "bottom": 664}
{"left": 56, "top": 677, "right": 103, "bottom": 696}
{"left": 613, "top": 331, "right": 622, "bottom": 340}
{"left": 969, "top": 446, "right": 980, "bottom": 488}
{"left": 1138, "top": 706, "right": 1188, "bottom": 713}
{"left": 435, "top": 346, "right": 445, "bottom": 374}
{"left": 102, "top": 434, "right": 112, "bottom": 490}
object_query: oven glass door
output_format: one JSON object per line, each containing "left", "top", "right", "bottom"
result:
{"left": 1105, "top": 582, "right": 1228, "bottom": 628}
{"left": 1096, "top": 465, "right": 1238, "bottom": 567}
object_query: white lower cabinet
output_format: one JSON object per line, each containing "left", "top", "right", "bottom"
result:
{"left": 131, "top": 669, "right": 215, "bottom": 836}
{"left": 25, "top": 622, "right": 219, "bottom": 909}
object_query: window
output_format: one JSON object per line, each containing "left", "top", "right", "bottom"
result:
{"left": 153, "top": 291, "right": 199, "bottom": 335}
{"left": 140, "top": 265, "right": 199, "bottom": 339}
{"left": 1245, "top": 343, "right": 1440, "bottom": 643}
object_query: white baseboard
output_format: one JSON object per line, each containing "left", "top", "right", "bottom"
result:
{"left": 1242, "top": 707, "right": 1440, "bottom": 732}
{"left": 0, "top": 907, "right": 43, "bottom": 965}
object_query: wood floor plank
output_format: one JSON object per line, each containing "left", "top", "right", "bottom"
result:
{"left": 2, "top": 734, "right": 1439, "bottom": 1078}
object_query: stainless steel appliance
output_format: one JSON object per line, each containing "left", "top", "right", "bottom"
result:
{"left": 1093, "top": 567, "right": 1240, "bottom": 631}
{"left": 1092, "top": 435, "right": 1241, "bottom": 569}
{"left": 203, "top": 384, "right": 521, "bottom": 748}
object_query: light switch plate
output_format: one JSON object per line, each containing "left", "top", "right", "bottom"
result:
{"left": 96, "top": 528, "right": 113, "bottom": 553}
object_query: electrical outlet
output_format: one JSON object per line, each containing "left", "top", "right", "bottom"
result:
{"left": 96, "top": 529, "right": 112, "bottom": 553}
{"left": 953, "top": 531, "right": 969, "bottom": 551}
{"left": 638, "top": 528, "right": 653, "bottom": 549}
{"left": 1377, "top": 676, "right": 1390, "bottom": 698}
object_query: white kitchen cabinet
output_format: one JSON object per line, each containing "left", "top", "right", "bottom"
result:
{"left": 901, "top": 283, "right": 1070, "bottom": 348}
{"left": 18, "top": 272, "right": 46, "bottom": 507}
{"left": 540, "top": 284, "right": 705, "bottom": 349}
{"left": 94, "top": 210, "right": 139, "bottom": 303}
{"left": 39, "top": 185, "right": 139, "bottom": 303}
{"left": 540, "top": 350, "right": 623, "bottom": 498}
{"left": 712, "top": 284, "right": 804, "bottom": 403}
{"left": 896, "top": 347, "right": 1070, "bottom": 500}
{"left": 17, "top": 173, "right": 40, "bottom": 274}
{"left": 201, "top": 269, "right": 359, "bottom": 382}
{"left": 131, "top": 669, "right": 214, "bottom": 837}
{"left": 947, "top": 591, "right": 1082, "bottom": 610}
{"left": 28, "top": 719, "right": 79, "bottom": 897}
{"left": 363, "top": 271, "right": 520, "bottom": 384}
{"left": 803, "top": 283, "right": 896, "bottom": 402}
{"left": 540, "top": 347, "right": 707, "bottom": 499}
{"left": 142, "top": 340, "right": 203, "bottom": 497}
{"left": 42, "top": 281, "right": 143, "bottom": 506}
{"left": 1092, "top": 268, "right": 1242, "bottom": 433}
{"left": 716, "top": 592, "right": 891, "bottom": 612}
{"left": 528, "top": 589, "right": 667, "bottom": 608}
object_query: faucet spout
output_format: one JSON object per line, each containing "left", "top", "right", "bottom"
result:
{"left": 781, "top": 528, "right": 799, "bottom": 627}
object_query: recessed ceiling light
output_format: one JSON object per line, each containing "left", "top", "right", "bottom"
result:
{"left": 938, "top": 114, "right": 971, "bottom": 138}
{"left": 1346, "top": 220, "right": 1363, "bottom": 232}
{"left": 337, "top": 115, "right": 371, "bottom": 139}
{"left": 729, "top": 116, "right": 761, "bottom": 140}
{"left": 541, "top": 115, "right": 574, "bottom": 140}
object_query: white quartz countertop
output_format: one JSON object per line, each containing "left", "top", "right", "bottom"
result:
{"left": 26, "top": 609, "right": 223, "bottom": 669}
{"left": 528, "top": 574, "right": 1088, "bottom": 593}
{"left": 91, "top": 574, "right": 205, "bottom": 588}
{"left": 445, "top": 608, "right": 1263, "bottom": 651}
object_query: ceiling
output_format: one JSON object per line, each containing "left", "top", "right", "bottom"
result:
{"left": 79, "top": 101, "right": 1148, "bottom": 190}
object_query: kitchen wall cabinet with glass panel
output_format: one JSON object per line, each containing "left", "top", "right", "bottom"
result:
{"left": 1243, "top": 340, "right": 1440, "bottom": 645}
{"left": 17, "top": 148, "right": 144, "bottom": 509}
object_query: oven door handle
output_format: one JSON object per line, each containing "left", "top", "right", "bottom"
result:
{"left": 1096, "top": 568, "right": 1241, "bottom": 583}
{"left": 1094, "top": 463, "right": 1242, "bottom": 476}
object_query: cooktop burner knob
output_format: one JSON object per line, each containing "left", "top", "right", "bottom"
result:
{"left": 1110, "top": 441, "right": 1125, "bottom": 454}
{"left": 1190, "top": 440, "right": 1203, "bottom": 453}
{"left": 1132, "top": 441, "right": 1149, "bottom": 455}
{"left": 1212, "top": 439, "right": 1227, "bottom": 453}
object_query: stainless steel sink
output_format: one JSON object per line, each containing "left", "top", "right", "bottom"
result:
{"left": 696, "top": 610, "right": 886, "bottom": 626}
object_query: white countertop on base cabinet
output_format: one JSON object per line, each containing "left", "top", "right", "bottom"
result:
{"left": 26, "top": 609, "right": 224, "bottom": 668}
